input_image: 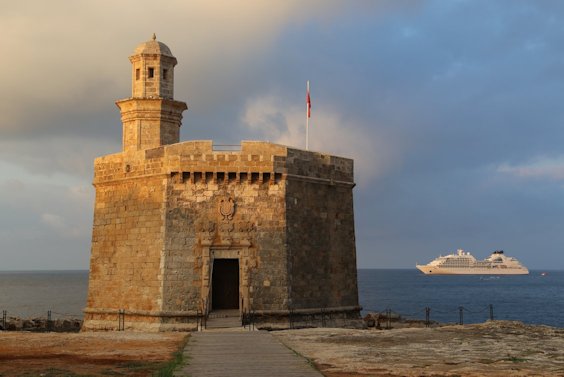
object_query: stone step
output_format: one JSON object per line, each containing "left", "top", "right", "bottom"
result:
{"left": 205, "top": 316, "right": 242, "bottom": 329}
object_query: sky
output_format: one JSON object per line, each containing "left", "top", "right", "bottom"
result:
{"left": 1, "top": 0, "right": 564, "bottom": 270}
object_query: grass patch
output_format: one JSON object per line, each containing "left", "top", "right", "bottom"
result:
{"left": 118, "top": 361, "right": 156, "bottom": 371}
{"left": 100, "top": 369, "right": 125, "bottom": 376}
{"left": 279, "top": 339, "right": 322, "bottom": 372}
{"left": 153, "top": 335, "right": 190, "bottom": 377}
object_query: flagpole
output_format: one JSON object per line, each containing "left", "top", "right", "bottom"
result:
{"left": 306, "top": 80, "right": 310, "bottom": 150}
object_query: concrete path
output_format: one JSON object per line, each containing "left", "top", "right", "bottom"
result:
{"left": 174, "top": 331, "right": 324, "bottom": 377}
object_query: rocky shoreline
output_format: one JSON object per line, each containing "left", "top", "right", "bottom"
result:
{"left": 0, "top": 316, "right": 82, "bottom": 332}
{"left": 274, "top": 320, "right": 564, "bottom": 376}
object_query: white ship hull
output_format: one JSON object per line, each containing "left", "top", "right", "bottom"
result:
{"left": 416, "top": 265, "right": 529, "bottom": 275}
{"left": 416, "top": 249, "right": 529, "bottom": 275}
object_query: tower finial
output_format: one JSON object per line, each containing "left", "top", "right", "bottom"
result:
{"left": 152, "top": 33, "right": 156, "bottom": 41}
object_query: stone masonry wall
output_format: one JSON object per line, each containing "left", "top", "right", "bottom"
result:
{"left": 117, "top": 99, "right": 186, "bottom": 152}
{"left": 161, "top": 140, "right": 289, "bottom": 313}
{"left": 84, "top": 141, "right": 360, "bottom": 330}
{"left": 84, "top": 151, "right": 167, "bottom": 330}
{"left": 130, "top": 54, "right": 176, "bottom": 99}
{"left": 162, "top": 175, "right": 288, "bottom": 312}
{"left": 86, "top": 178, "right": 166, "bottom": 312}
{"left": 285, "top": 149, "right": 359, "bottom": 310}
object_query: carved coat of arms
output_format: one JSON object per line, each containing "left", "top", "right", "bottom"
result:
{"left": 219, "top": 197, "right": 235, "bottom": 221}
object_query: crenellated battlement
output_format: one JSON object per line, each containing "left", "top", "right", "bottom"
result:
{"left": 93, "top": 140, "right": 354, "bottom": 187}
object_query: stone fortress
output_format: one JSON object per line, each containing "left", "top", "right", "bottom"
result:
{"left": 83, "top": 35, "right": 360, "bottom": 331}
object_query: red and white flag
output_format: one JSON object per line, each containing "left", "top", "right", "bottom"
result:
{"left": 306, "top": 81, "right": 311, "bottom": 118}
{"left": 306, "top": 81, "right": 311, "bottom": 150}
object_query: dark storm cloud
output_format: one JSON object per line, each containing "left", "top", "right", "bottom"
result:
{"left": 1, "top": 1, "right": 564, "bottom": 269}
{"left": 236, "top": 1, "right": 564, "bottom": 268}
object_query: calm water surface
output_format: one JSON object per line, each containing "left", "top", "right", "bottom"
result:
{"left": 359, "top": 269, "right": 564, "bottom": 327}
{"left": 0, "top": 269, "right": 563, "bottom": 327}
{"left": 0, "top": 271, "right": 88, "bottom": 319}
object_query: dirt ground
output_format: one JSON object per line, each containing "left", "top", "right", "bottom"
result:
{"left": 0, "top": 332, "right": 187, "bottom": 376}
{"left": 2, "top": 321, "right": 564, "bottom": 376}
{"left": 274, "top": 321, "right": 564, "bottom": 377}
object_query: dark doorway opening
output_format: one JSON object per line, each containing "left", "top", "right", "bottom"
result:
{"left": 211, "top": 259, "right": 239, "bottom": 310}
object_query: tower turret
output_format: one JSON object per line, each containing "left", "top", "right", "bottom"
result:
{"left": 130, "top": 33, "right": 176, "bottom": 99}
{"left": 116, "top": 35, "right": 187, "bottom": 152}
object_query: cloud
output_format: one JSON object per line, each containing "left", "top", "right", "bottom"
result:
{"left": 241, "top": 95, "right": 404, "bottom": 185}
{"left": 2, "top": 1, "right": 564, "bottom": 269}
{"left": 0, "top": 178, "right": 94, "bottom": 241}
{"left": 497, "top": 156, "right": 564, "bottom": 181}
{"left": 40, "top": 213, "right": 66, "bottom": 231}
{"left": 40, "top": 211, "right": 90, "bottom": 239}
{"left": 0, "top": 1, "right": 353, "bottom": 137}
{"left": 0, "top": 179, "right": 25, "bottom": 193}
{"left": 0, "top": 136, "right": 118, "bottom": 179}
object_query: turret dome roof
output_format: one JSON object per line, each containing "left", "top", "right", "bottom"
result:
{"left": 132, "top": 34, "right": 174, "bottom": 57}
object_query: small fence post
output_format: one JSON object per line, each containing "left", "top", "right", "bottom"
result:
{"left": 425, "top": 307, "right": 431, "bottom": 328}
{"left": 204, "top": 299, "right": 207, "bottom": 330}
{"left": 241, "top": 297, "right": 245, "bottom": 328}
{"left": 118, "top": 309, "right": 125, "bottom": 331}
{"left": 489, "top": 304, "right": 494, "bottom": 321}
{"left": 2, "top": 310, "right": 6, "bottom": 331}
{"left": 197, "top": 307, "right": 201, "bottom": 331}
{"left": 250, "top": 307, "right": 255, "bottom": 331}
{"left": 242, "top": 300, "right": 250, "bottom": 331}
{"left": 47, "top": 310, "right": 52, "bottom": 332}
{"left": 289, "top": 307, "right": 294, "bottom": 330}
{"left": 459, "top": 306, "right": 464, "bottom": 325}
{"left": 386, "top": 309, "right": 392, "bottom": 329}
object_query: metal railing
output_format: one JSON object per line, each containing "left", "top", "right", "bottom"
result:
{"left": 212, "top": 144, "right": 242, "bottom": 152}
{"left": 362, "top": 304, "right": 496, "bottom": 328}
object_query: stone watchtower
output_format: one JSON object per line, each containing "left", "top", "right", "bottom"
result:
{"left": 117, "top": 33, "right": 187, "bottom": 152}
{"left": 83, "top": 36, "right": 361, "bottom": 331}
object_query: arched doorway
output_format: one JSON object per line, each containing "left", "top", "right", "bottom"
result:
{"left": 211, "top": 258, "right": 240, "bottom": 310}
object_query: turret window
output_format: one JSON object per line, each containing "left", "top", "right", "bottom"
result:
{"left": 148, "top": 67, "right": 154, "bottom": 78}
{"left": 135, "top": 69, "right": 140, "bottom": 80}
{"left": 163, "top": 69, "right": 168, "bottom": 80}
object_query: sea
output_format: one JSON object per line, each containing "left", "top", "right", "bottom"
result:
{"left": 0, "top": 269, "right": 563, "bottom": 327}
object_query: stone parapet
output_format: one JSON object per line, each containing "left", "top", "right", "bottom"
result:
{"left": 94, "top": 141, "right": 354, "bottom": 186}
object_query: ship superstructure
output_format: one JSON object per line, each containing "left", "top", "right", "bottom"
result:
{"left": 416, "top": 249, "right": 529, "bottom": 275}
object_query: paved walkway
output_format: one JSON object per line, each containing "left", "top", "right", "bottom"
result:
{"left": 174, "top": 330, "right": 324, "bottom": 377}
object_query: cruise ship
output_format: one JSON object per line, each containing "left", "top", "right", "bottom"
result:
{"left": 416, "top": 249, "right": 529, "bottom": 275}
